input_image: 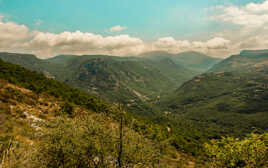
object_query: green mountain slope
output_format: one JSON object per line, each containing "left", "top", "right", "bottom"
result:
{"left": 0, "top": 53, "right": 200, "bottom": 117}
{"left": 139, "top": 51, "right": 222, "bottom": 72}
{"left": 0, "top": 52, "right": 66, "bottom": 80}
{"left": 0, "top": 51, "right": 220, "bottom": 104}
{"left": 49, "top": 55, "right": 198, "bottom": 117}
{"left": 209, "top": 50, "right": 268, "bottom": 72}
{"left": 145, "top": 57, "right": 197, "bottom": 86}
{"left": 0, "top": 58, "right": 111, "bottom": 113}
{"left": 174, "top": 51, "right": 222, "bottom": 71}
{"left": 61, "top": 56, "right": 173, "bottom": 99}
{"left": 161, "top": 50, "right": 268, "bottom": 137}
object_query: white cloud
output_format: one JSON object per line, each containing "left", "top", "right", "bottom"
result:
{"left": 0, "top": 16, "right": 32, "bottom": 51}
{"left": 211, "top": 0, "right": 268, "bottom": 27}
{"left": 109, "top": 25, "right": 126, "bottom": 32}
{"left": 245, "top": 1, "right": 268, "bottom": 13}
{"left": 153, "top": 37, "right": 190, "bottom": 52}
{"left": 0, "top": 15, "right": 232, "bottom": 58}
{"left": 203, "top": 37, "right": 230, "bottom": 49}
{"left": 25, "top": 31, "right": 145, "bottom": 58}
{"left": 206, "top": 0, "right": 268, "bottom": 57}
{"left": 152, "top": 37, "right": 230, "bottom": 55}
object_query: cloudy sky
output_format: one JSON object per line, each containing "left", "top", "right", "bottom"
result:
{"left": 0, "top": 0, "right": 267, "bottom": 58}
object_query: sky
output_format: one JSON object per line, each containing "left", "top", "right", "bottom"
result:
{"left": 0, "top": 0, "right": 267, "bottom": 58}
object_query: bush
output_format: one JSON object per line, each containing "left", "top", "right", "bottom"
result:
{"left": 0, "top": 138, "right": 45, "bottom": 168}
{"left": 59, "top": 102, "right": 74, "bottom": 116}
{"left": 204, "top": 133, "right": 268, "bottom": 168}
{"left": 36, "top": 116, "right": 160, "bottom": 168}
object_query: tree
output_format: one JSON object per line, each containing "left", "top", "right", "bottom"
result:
{"left": 117, "top": 104, "right": 124, "bottom": 168}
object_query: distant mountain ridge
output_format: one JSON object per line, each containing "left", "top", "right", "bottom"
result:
{"left": 240, "top": 49, "right": 268, "bottom": 55}
{"left": 0, "top": 51, "right": 216, "bottom": 112}
{"left": 210, "top": 50, "right": 268, "bottom": 73}
{"left": 139, "top": 51, "right": 222, "bottom": 72}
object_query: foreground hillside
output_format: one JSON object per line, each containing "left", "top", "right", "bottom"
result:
{"left": 161, "top": 50, "right": 268, "bottom": 137}
{"left": 0, "top": 81, "right": 160, "bottom": 167}
{"left": 0, "top": 58, "right": 197, "bottom": 167}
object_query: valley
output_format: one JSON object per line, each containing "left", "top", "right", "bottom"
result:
{"left": 0, "top": 49, "right": 267, "bottom": 167}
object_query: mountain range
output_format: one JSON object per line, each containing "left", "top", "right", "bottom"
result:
{"left": 0, "top": 49, "right": 268, "bottom": 167}
{"left": 139, "top": 51, "right": 222, "bottom": 72}
{"left": 1, "top": 50, "right": 268, "bottom": 137}
{"left": 161, "top": 50, "right": 268, "bottom": 137}
{"left": 0, "top": 51, "right": 221, "bottom": 116}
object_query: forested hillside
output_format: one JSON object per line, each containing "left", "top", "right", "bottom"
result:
{"left": 0, "top": 51, "right": 218, "bottom": 104}
{"left": 0, "top": 58, "right": 198, "bottom": 167}
{"left": 161, "top": 50, "right": 268, "bottom": 137}
{"left": 0, "top": 52, "right": 205, "bottom": 118}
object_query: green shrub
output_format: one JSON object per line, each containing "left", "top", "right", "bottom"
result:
{"left": 59, "top": 102, "right": 74, "bottom": 116}
{"left": 204, "top": 133, "right": 268, "bottom": 168}
{"left": 36, "top": 116, "right": 160, "bottom": 168}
